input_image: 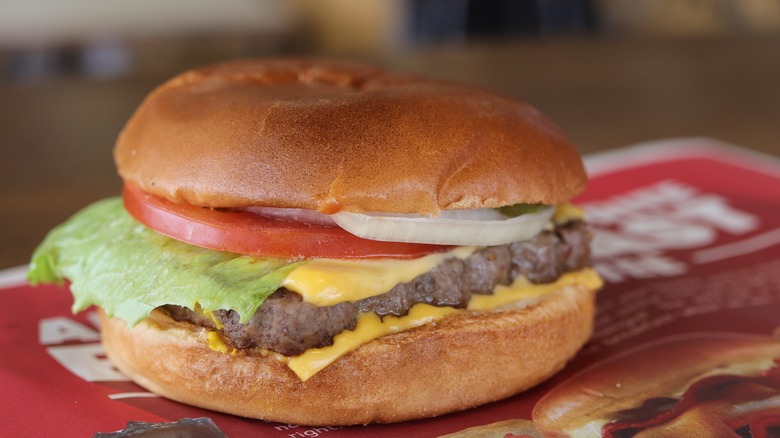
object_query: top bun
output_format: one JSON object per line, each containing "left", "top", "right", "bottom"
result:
{"left": 115, "top": 59, "right": 586, "bottom": 214}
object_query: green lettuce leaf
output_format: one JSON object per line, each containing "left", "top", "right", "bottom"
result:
{"left": 28, "top": 198, "right": 303, "bottom": 326}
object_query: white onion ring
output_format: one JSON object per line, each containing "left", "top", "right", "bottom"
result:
{"left": 331, "top": 206, "right": 554, "bottom": 246}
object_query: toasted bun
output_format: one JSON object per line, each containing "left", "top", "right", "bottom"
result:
{"left": 101, "top": 283, "right": 595, "bottom": 426}
{"left": 114, "top": 59, "right": 586, "bottom": 214}
{"left": 533, "top": 333, "right": 780, "bottom": 435}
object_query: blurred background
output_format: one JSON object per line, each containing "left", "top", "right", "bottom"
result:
{"left": 2, "top": 0, "right": 780, "bottom": 268}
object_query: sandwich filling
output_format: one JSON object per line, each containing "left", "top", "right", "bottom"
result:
{"left": 28, "top": 197, "right": 599, "bottom": 380}
{"left": 161, "top": 219, "right": 592, "bottom": 357}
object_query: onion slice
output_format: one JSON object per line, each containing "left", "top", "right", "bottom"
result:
{"left": 244, "top": 206, "right": 336, "bottom": 226}
{"left": 331, "top": 206, "right": 554, "bottom": 246}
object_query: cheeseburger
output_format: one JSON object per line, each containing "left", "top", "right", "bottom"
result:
{"left": 533, "top": 333, "right": 780, "bottom": 436}
{"left": 28, "top": 59, "right": 602, "bottom": 425}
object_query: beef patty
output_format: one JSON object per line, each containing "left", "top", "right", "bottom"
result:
{"left": 161, "top": 219, "right": 592, "bottom": 356}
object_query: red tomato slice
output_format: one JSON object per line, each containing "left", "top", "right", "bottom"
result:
{"left": 123, "top": 183, "right": 452, "bottom": 259}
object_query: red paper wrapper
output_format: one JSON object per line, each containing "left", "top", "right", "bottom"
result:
{"left": 3, "top": 138, "right": 779, "bottom": 437}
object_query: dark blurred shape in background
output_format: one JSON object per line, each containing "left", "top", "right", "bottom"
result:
{"left": 409, "top": 0, "right": 595, "bottom": 43}
{"left": 2, "top": 0, "right": 779, "bottom": 80}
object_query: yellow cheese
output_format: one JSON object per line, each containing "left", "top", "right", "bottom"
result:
{"left": 554, "top": 203, "right": 584, "bottom": 223}
{"left": 468, "top": 268, "right": 602, "bottom": 310}
{"left": 207, "top": 331, "right": 231, "bottom": 354}
{"left": 203, "top": 311, "right": 224, "bottom": 330}
{"left": 288, "top": 304, "right": 459, "bottom": 381}
{"left": 282, "top": 246, "right": 475, "bottom": 306}
{"left": 286, "top": 268, "right": 601, "bottom": 381}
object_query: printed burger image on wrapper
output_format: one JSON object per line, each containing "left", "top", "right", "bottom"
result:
{"left": 0, "top": 65, "right": 777, "bottom": 437}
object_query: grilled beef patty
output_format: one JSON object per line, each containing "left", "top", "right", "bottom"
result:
{"left": 161, "top": 220, "right": 591, "bottom": 356}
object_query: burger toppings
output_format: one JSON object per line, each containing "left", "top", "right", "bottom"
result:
{"left": 161, "top": 218, "right": 592, "bottom": 357}
{"left": 123, "top": 182, "right": 561, "bottom": 257}
{"left": 329, "top": 204, "right": 553, "bottom": 246}
{"left": 122, "top": 183, "right": 451, "bottom": 260}
{"left": 28, "top": 198, "right": 302, "bottom": 327}
{"left": 28, "top": 194, "right": 598, "bottom": 380}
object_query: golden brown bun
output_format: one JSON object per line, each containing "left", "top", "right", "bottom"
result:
{"left": 114, "top": 59, "right": 586, "bottom": 214}
{"left": 532, "top": 333, "right": 780, "bottom": 435}
{"left": 100, "top": 284, "right": 595, "bottom": 426}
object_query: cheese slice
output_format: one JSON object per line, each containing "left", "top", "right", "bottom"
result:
{"left": 288, "top": 304, "right": 459, "bottom": 381}
{"left": 468, "top": 268, "right": 603, "bottom": 310}
{"left": 282, "top": 246, "right": 475, "bottom": 306}
{"left": 287, "top": 268, "right": 601, "bottom": 381}
{"left": 553, "top": 203, "right": 584, "bottom": 223}
{"left": 206, "top": 331, "right": 231, "bottom": 354}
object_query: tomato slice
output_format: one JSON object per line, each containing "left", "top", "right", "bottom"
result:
{"left": 123, "top": 183, "right": 452, "bottom": 259}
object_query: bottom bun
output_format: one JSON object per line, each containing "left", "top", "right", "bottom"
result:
{"left": 100, "top": 283, "right": 595, "bottom": 426}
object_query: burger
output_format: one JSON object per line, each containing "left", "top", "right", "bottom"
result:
{"left": 27, "top": 59, "right": 601, "bottom": 425}
{"left": 532, "top": 333, "right": 780, "bottom": 436}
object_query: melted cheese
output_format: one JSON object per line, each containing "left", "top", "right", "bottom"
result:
{"left": 282, "top": 247, "right": 475, "bottom": 306}
{"left": 288, "top": 304, "right": 459, "bottom": 381}
{"left": 468, "top": 268, "right": 603, "bottom": 310}
{"left": 207, "top": 331, "right": 231, "bottom": 354}
{"left": 287, "top": 268, "right": 601, "bottom": 381}
{"left": 203, "top": 311, "right": 224, "bottom": 330}
{"left": 554, "top": 203, "right": 584, "bottom": 223}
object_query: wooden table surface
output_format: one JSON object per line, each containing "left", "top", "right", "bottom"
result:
{"left": 2, "top": 36, "right": 779, "bottom": 269}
